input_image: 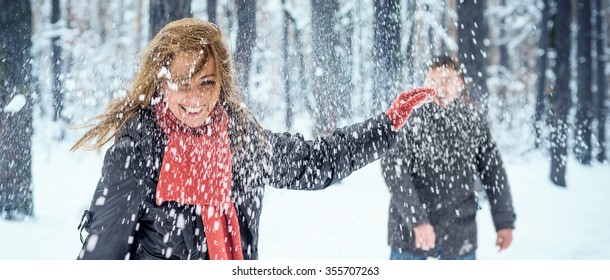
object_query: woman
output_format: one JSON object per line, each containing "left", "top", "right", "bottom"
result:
{"left": 381, "top": 56, "right": 515, "bottom": 260}
{"left": 73, "top": 18, "right": 434, "bottom": 260}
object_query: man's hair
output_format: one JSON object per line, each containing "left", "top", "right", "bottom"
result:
{"left": 426, "top": 55, "right": 473, "bottom": 103}
{"left": 427, "top": 55, "right": 462, "bottom": 74}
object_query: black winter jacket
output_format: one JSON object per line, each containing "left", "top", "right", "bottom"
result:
{"left": 77, "top": 108, "right": 398, "bottom": 260}
{"left": 381, "top": 101, "right": 515, "bottom": 258}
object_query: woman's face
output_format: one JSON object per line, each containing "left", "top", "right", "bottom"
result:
{"left": 162, "top": 53, "right": 220, "bottom": 128}
{"left": 423, "top": 66, "right": 464, "bottom": 108}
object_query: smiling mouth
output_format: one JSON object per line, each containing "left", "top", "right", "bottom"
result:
{"left": 181, "top": 105, "right": 204, "bottom": 116}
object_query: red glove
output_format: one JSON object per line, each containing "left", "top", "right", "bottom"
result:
{"left": 386, "top": 88, "right": 435, "bottom": 131}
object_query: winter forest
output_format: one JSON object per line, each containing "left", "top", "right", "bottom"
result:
{"left": 1, "top": 0, "right": 610, "bottom": 260}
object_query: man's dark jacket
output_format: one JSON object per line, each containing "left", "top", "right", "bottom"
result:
{"left": 78, "top": 108, "right": 398, "bottom": 260}
{"left": 381, "top": 101, "right": 515, "bottom": 258}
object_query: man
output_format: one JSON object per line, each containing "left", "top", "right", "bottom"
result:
{"left": 381, "top": 56, "right": 516, "bottom": 260}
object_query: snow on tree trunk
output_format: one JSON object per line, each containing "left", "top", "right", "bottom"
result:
{"left": 457, "top": 0, "right": 490, "bottom": 116}
{"left": 282, "top": 0, "right": 293, "bottom": 129}
{"left": 372, "top": 0, "right": 401, "bottom": 113}
{"left": 595, "top": 0, "right": 607, "bottom": 162}
{"left": 235, "top": 0, "right": 256, "bottom": 103}
{"left": 535, "top": 0, "right": 551, "bottom": 149}
{"left": 311, "top": 0, "right": 340, "bottom": 135}
{"left": 51, "top": 0, "right": 63, "bottom": 124}
{"left": 0, "top": 0, "right": 34, "bottom": 220}
{"left": 282, "top": 4, "right": 308, "bottom": 129}
{"left": 574, "top": 0, "right": 593, "bottom": 165}
{"left": 337, "top": 3, "right": 354, "bottom": 121}
{"left": 550, "top": 0, "right": 572, "bottom": 187}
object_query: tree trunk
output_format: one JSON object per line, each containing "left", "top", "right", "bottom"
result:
{"left": 403, "top": 1, "right": 416, "bottom": 85}
{"left": 498, "top": 0, "right": 510, "bottom": 74}
{"left": 535, "top": 0, "right": 551, "bottom": 149}
{"left": 136, "top": 0, "right": 144, "bottom": 49}
{"left": 595, "top": 0, "right": 607, "bottom": 162}
{"left": 426, "top": 4, "right": 434, "bottom": 55}
{"left": 574, "top": 0, "right": 593, "bottom": 165}
{"left": 372, "top": 0, "right": 401, "bottom": 112}
{"left": 311, "top": 0, "right": 340, "bottom": 135}
{"left": 550, "top": 0, "right": 572, "bottom": 187}
{"left": 149, "top": 0, "right": 192, "bottom": 38}
{"left": 98, "top": 0, "right": 108, "bottom": 43}
{"left": 235, "top": 0, "right": 256, "bottom": 102}
{"left": 339, "top": 5, "right": 354, "bottom": 120}
{"left": 440, "top": 5, "right": 448, "bottom": 55}
{"left": 497, "top": 0, "right": 510, "bottom": 118}
{"left": 51, "top": 0, "right": 63, "bottom": 123}
{"left": 457, "top": 0, "right": 489, "bottom": 115}
{"left": 282, "top": 0, "right": 292, "bottom": 129}
{"left": 207, "top": 0, "right": 217, "bottom": 23}
{"left": 0, "top": 0, "right": 34, "bottom": 220}
{"left": 283, "top": 9, "right": 308, "bottom": 120}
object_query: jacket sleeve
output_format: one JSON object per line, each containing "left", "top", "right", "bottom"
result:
{"left": 380, "top": 132, "right": 430, "bottom": 229}
{"left": 77, "top": 137, "right": 142, "bottom": 260}
{"left": 264, "top": 113, "right": 399, "bottom": 190}
{"left": 477, "top": 126, "right": 516, "bottom": 231}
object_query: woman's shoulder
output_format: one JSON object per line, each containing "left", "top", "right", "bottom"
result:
{"left": 116, "top": 108, "right": 161, "bottom": 142}
{"left": 101, "top": 110, "right": 163, "bottom": 190}
{"left": 109, "top": 108, "right": 165, "bottom": 172}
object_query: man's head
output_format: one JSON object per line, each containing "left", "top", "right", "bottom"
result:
{"left": 423, "top": 56, "right": 465, "bottom": 108}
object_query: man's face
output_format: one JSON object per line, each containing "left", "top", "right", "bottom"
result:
{"left": 423, "top": 66, "right": 464, "bottom": 108}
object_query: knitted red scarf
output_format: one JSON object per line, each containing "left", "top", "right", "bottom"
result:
{"left": 153, "top": 102, "right": 243, "bottom": 260}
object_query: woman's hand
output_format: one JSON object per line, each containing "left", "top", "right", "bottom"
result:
{"left": 386, "top": 88, "right": 436, "bottom": 131}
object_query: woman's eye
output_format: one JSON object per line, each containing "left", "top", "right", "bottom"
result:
{"left": 201, "top": 80, "right": 215, "bottom": 86}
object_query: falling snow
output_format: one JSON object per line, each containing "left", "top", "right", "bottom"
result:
{"left": 1, "top": 0, "right": 608, "bottom": 261}
{"left": 2, "top": 94, "right": 27, "bottom": 113}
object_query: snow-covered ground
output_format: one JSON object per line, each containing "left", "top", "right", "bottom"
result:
{"left": 1, "top": 129, "right": 609, "bottom": 260}
{"left": 259, "top": 154, "right": 610, "bottom": 260}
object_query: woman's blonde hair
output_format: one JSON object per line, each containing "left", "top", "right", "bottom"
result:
{"left": 72, "top": 18, "right": 257, "bottom": 151}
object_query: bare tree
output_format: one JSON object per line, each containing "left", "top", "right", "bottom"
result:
{"left": 0, "top": 0, "right": 34, "bottom": 220}
{"left": 403, "top": 1, "right": 416, "bottom": 85}
{"left": 51, "top": 0, "right": 64, "bottom": 123}
{"left": 595, "top": 0, "right": 607, "bottom": 162}
{"left": 337, "top": 3, "right": 354, "bottom": 120}
{"left": 457, "top": 0, "right": 490, "bottom": 115}
{"left": 311, "top": 0, "right": 340, "bottom": 135}
{"left": 149, "top": 0, "right": 192, "bottom": 38}
{"left": 574, "top": 0, "right": 593, "bottom": 165}
{"left": 535, "top": 0, "right": 551, "bottom": 149}
{"left": 497, "top": 0, "right": 511, "bottom": 115}
{"left": 282, "top": 0, "right": 296, "bottom": 129}
{"left": 235, "top": 0, "right": 256, "bottom": 101}
{"left": 282, "top": 3, "right": 308, "bottom": 129}
{"left": 550, "top": 0, "right": 572, "bottom": 187}
{"left": 207, "top": 0, "right": 217, "bottom": 23}
{"left": 372, "top": 0, "right": 401, "bottom": 113}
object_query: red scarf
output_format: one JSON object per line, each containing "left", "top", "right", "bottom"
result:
{"left": 153, "top": 102, "right": 243, "bottom": 260}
